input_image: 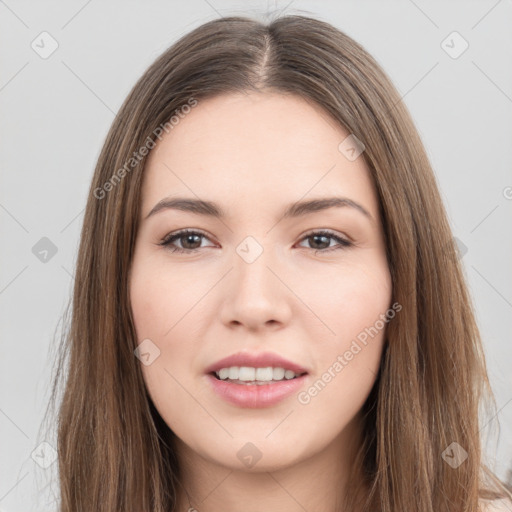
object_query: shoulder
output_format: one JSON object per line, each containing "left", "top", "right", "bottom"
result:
{"left": 479, "top": 498, "right": 512, "bottom": 512}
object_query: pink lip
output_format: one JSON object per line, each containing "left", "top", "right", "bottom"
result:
{"left": 204, "top": 351, "right": 308, "bottom": 375}
{"left": 206, "top": 373, "right": 309, "bottom": 408}
{"left": 204, "top": 351, "right": 309, "bottom": 408}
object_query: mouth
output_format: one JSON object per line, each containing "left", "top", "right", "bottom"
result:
{"left": 206, "top": 366, "right": 309, "bottom": 408}
{"left": 204, "top": 351, "right": 310, "bottom": 407}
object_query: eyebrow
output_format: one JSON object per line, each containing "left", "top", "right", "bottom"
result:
{"left": 145, "top": 196, "right": 373, "bottom": 222}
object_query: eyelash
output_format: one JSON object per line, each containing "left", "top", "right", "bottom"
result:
{"left": 158, "top": 229, "right": 353, "bottom": 254}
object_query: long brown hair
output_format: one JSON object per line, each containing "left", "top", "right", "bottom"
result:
{"left": 42, "top": 13, "right": 511, "bottom": 512}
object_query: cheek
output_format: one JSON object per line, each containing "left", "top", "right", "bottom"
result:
{"left": 295, "top": 294, "right": 389, "bottom": 440}
{"left": 299, "top": 256, "right": 392, "bottom": 343}
{"left": 129, "top": 255, "right": 203, "bottom": 341}
{"left": 294, "top": 259, "right": 391, "bottom": 412}
{"left": 129, "top": 256, "right": 209, "bottom": 425}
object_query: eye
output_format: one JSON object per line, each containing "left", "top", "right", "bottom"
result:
{"left": 296, "top": 230, "right": 353, "bottom": 253}
{"left": 158, "top": 229, "right": 215, "bottom": 254}
{"left": 158, "top": 229, "right": 353, "bottom": 254}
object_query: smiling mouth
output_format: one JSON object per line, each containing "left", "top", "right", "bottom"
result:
{"left": 206, "top": 367, "right": 309, "bottom": 408}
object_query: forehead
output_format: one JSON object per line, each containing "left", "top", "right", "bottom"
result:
{"left": 141, "top": 92, "right": 378, "bottom": 219}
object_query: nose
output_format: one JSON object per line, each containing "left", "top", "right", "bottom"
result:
{"left": 218, "top": 243, "right": 293, "bottom": 332}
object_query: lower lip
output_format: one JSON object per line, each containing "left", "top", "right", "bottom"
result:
{"left": 206, "top": 373, "right": 308, "bottom": 408}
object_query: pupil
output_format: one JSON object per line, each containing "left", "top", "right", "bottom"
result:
{"left": 311, "top": 234, "right": 328, "bottom": 249}
{"left": 183, "top": 234, "right": 201, "bottom": 249}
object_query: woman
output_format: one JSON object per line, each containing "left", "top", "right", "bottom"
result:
{"left": 45, "top": 13, "right": 512, "bottom": 512}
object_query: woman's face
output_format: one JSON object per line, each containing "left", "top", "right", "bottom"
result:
{"left": 129, "top": 92, "right": 392, "bottom": 471}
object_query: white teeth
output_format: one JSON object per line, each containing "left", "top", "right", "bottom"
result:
{"left": 218, "top": 368, "right": 230, "bottom": 380}
{"left": 255, "top": 367, "right": 273, "bottom": 381}
{"left": 238, "top": 367, "right": 256, "bottom": 381}
{"left": 272, "top": 367, "right": 285, "bottom": 380}
{"left": 214, "top": 366, "right": 303, "bottom": 382}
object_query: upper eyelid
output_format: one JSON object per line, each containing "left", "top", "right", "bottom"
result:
{"left": 161, "top": 228, "right": 351, "bottom": 245}
{"left": 161, "top": 228, "right": 213, "bottom": 243}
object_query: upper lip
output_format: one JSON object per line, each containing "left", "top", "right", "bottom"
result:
{"left": 205, "top": 351, "right": 309, "bottom": 375}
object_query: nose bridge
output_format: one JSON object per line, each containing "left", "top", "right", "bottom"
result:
{"left": 233, "top": 234, "right": 279, "bottom": 298}
{"left": 219, "top": 234, "right": 291, "bottom": 329}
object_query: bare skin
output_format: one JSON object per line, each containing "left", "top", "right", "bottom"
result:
{"left": 129, "top": 92, "right": 393, "bottom": 512}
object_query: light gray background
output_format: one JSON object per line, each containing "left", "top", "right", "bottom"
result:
{"left": 1, "top": 0, "right": 511, "bottom": 510}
